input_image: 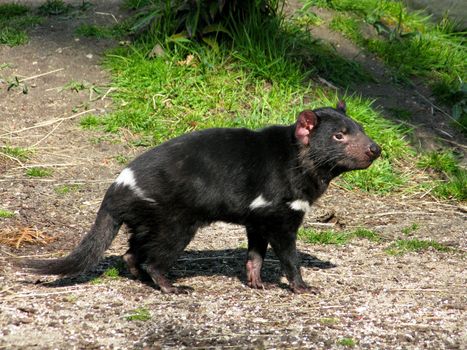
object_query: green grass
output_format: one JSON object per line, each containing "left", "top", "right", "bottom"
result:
{"left": 0, "top": 4, "right": 28, "bottom": 16}
{"left": 298, "top": 227, "right": 380, "bottom": 245}
{"left": 401, "top": 223, "right": 419, "bottom": 236}
{"left": 0, "top": 3, "right": 42, "bottom": 46}
{"left": 309, "top": 0, "right": 466, "bottom": 125}
{"left": 351, "top": 228, "right": 381, "bottom": 242}
{"left": 0, "top": 27, "right": 28, "bottom": 46}
{"left": 0, "top": 146, "right": 31, "bottom": 161}
{"left": 80, "top": 114, "right": 103, "bottom": 129}
{"left": 385, "top": 239, "right": 451, "bottom": 255}
{"left": 418, "top": 152, "right": 467, "bottom": 201}
{"left": 115, "top": 154, "right": 130, "bottom": 165}
{"left": 26, "top": 167, "right": 53, "bottom": 177}
{"left": 75, "top": 24, "right": 113, "bottom": 38}
{"left": 103, "top": 267, "right": 120, "bottom": 279}
{"left": 0, "top": 209, "right": 15, "bottom": 218}
{"left": 121, "top": 0, "right": 152, "bottom": 10}
{"left": 319, "top": 317, "right": 340, "bottom": 325}
{"left": 63, "top": 80, "right": 88, "bottom": 92}
{"left": 38, "top": 0, "right": 71, "bottom": 16}
{"left": 54, "top": 184, "right": 81, "bottom": 195}
{"left": 338, "top": 337, "right": 357, "bottom": 347}
{"left": 126, "top": 307, "right": 151, "bottom": 321}
{"left": 299, "top": 228, "right": 349, "bottom": 245}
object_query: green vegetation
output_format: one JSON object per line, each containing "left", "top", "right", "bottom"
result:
{"left": 26, "top": 167, "right": 53, "bottom": 177}
{"left": 126, "top": 307, "right": 151, "bottom": 321}
{"left": 401, "top": 223, "right": 419, "bottom": 236}
{"left": 38, "top": 0, "right": 71, "bottom": 16}
{"left": 338, "top": 337, "right": 357, "bottom": 347}
{"left": 0, "top": 209, "right": 15, "bottom": 218}
{"left": 385, "top": 239, "right": 451, "bottom": 255}
{"left": 63, "top": 80, "right": 88, "bottom": 92}
{"left": 90, "top": 265, "right": 123, "bottom": 284}
{"left": 298, "top": 227, "right": 380, "bottom": 245}
{"left": 351, "top": 228, "right": 381, "bottom": 242}
{"left": 299, "top": 228, "right": 349, "bottom": 245}
{"left": 103, "top": 267, "right": 120, "bottom": 279}
{"left": 115, "top": 154, "right": 130, "bottom": 165}
{"left": 0, "top": 3, "right": 41, "bottom": 46}
{"left": 418, "top": 152, "right": 466, "bottom": 201}
{"left": 75, "top": 24, "right": 113, "bottom": 38}
{"left": 0, "top": 3, "right": 28, "bottom": 16}
{"left": 319, "top": 317, "right": 340, "bottom": 325}
{"left": 80, "top": 114, "right": 104, "bottom": 129}
{"left": 54, "top": 184, "right": 81, "bottom": 195}
{"left": 63, "top": 294, "right": 78, "bottom": 303}
{"left": 0, "top": 146, "right": 31, "bottom": 161}
{"left": 308, "top": 0, "right": 467, "bottom": 131}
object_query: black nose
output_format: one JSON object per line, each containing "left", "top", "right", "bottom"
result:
{"left": 366, "top": 143, "right": 381, "bottom": 159}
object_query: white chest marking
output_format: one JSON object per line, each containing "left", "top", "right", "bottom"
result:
{"left": 249, "top": 194, "right": 272, "bottom": 210}
{"left": 115, "top": 168, "right": 155, "bottom": 203}
{"left": 289, "top": 199, "right": 310, "bottom": 212}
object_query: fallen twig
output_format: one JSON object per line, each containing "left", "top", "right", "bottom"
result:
{"left": 0, "top": 151, "right": 24, "bottom": 166}
{"left": 95, "top": 11, "right": 119, "bottom": 23}
{"left": 0, "top": 109, "right": 96, "bottom": 137}
{"left": 30, "top": 120, "right": 64, "bottom": 147}
{"left": 17, "top": 68, "right": 64, "bottom": 83}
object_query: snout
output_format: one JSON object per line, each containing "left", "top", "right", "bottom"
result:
{"left": 366, "top": 143, "right": 381, "bottom": 161}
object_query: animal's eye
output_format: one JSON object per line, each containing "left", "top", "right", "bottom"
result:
{"left": 333, "top": 133, "right": 344, "bottom": 141}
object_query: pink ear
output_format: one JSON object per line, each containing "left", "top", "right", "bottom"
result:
{"left": 295, "top": 110, "right": 317, "bottom": 145}
{"left": 336, "top": 100, "right": 346, "bottom": 113}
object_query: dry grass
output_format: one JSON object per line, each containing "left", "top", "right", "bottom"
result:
{"left": 0, "top": 226, "right": 56, "bottom": 249}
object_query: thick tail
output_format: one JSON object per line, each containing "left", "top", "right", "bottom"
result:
{"left": 24, "top": 206, "right": 122, "bottom": 276}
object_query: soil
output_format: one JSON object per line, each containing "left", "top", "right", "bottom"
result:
{"left": 1, "top": 1, "right": 466, "bottom": 349}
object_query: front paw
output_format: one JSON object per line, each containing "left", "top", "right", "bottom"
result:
{"left": 290, "top": 282, "right": 319, "bottom": 294}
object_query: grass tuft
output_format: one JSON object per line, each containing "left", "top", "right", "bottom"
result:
{"left": 298, "top": 227, "right": 380, "bottom": 245}
{"left": 299, "top": 228, "right": 349, "bottom": 245}
{"left": 54, "top": 184, "right": 81, "bottom": 195}
{"left": 75, "top": 24, "right": 113, "bottom": 38}
{"left": 401, "top": 223, "right": 419, "bottom": 236}
{"left": 338, "top": 337, "right": 357, "bottom": 347}
{"left": 0, "top": 4, "right": 28, "bottom": 16}
{"left": 38, "top": 0, "right": 71, "bottom": 16}
{"left": 418, "top": 151, "right": 467, "bottom": 201}
{"left": 0, "top": 146, "right": 31, "bottom": 161}
{"left": 385, "top": 239, "right": 452, "bottom": 255}
{"left": 26, "top": 167, "right": 53, "bottom": 178}
{"left": 103, "top": 267, "right": 120, "bottom": 279}
{"left": 0, "top": 209, "right": 15, "bottom": 218}
{"left": 0, "top": 4, "right": 41, "bottom": 47}
{"left": 126, "top": 307, "right": 151, "bottom": 321}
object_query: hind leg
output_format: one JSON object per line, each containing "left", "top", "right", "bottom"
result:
{"left": 122, "top": 248, "right": 143, "bottom": 279}
{"left": 245, "top": 225, "right": 269, "bottom": 289}
{"left": 141, "top": 220, "right": 199, "bottom": 294}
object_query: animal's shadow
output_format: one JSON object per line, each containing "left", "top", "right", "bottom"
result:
{"left": 33, "top": 248, "right": 336, "bottom": 291}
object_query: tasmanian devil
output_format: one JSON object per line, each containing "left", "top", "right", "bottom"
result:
{"left": 25, "top": 101, "right": 381, "bottom": 293}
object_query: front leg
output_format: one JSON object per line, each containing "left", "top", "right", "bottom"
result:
{"left": 245, "top": 225, "right": 269, "bottom": 289}
{"left": 269, "top": 230, "right": 318, "bottom": 294}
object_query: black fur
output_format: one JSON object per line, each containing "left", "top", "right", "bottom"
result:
{"left": 25, "top": 103, "right": 381, "bottom": 293}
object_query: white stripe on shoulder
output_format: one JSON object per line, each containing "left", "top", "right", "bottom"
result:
{"left": 115, "top": 168, "right": 155, "bottom": 203}
{"left": 289, "top": 199, "right": 310, "bottom": 212}
{"left": 249, "top": 194, "right": 272, "bottom": 210}
{"left": 115, "top": 168, "right": 137, "bottom": 187}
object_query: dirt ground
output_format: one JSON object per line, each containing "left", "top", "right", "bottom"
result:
{"left": 1, "top": 1, "right": 466, "bottom": 349}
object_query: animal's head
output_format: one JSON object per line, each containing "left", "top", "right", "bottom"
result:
{"left": 294, "top": 101, "right": 381, "bottom": 177}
